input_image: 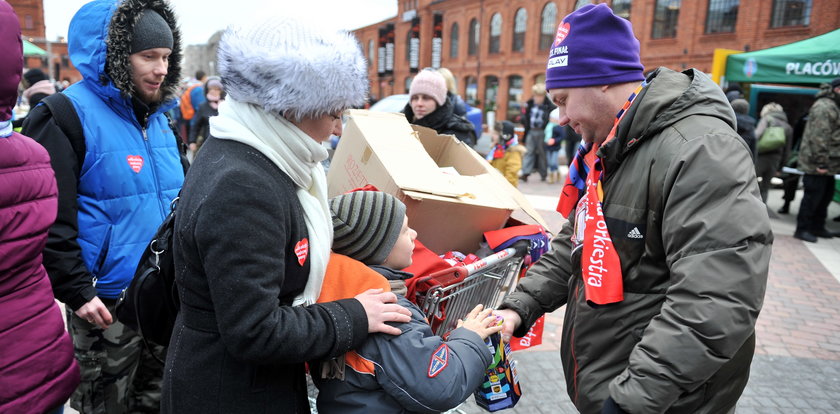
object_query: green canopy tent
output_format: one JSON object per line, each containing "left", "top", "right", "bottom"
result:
{"left": 725, "top": 29, "right": 840, "bottom": 85}
{"left": 22, "top": 38, "right": 46, "bottom": 56}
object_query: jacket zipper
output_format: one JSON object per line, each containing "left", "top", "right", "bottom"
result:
{"left": 140, "top": 116, "right": 167, "bottom": 218}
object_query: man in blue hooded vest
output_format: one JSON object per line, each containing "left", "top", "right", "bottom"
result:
{"left": 21, "top": 0, "right": 184, "bottom": 412}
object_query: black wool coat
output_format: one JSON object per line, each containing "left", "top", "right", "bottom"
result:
{"left": 162, "top": 137, "right": 368, "bottom": 413}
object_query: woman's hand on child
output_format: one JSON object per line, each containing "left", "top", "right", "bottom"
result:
{"left": 457, "top": 305, "right": 503, "bottom": 340}
{"left": 355, "top": 289, "right": 412, "bottom": 336}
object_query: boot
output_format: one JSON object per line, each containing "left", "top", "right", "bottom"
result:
{"left": 547, "top": 171, "right": 556, "bottom": 184}
{"left": 777, "top": 201, "right": 790, "bottom": 214}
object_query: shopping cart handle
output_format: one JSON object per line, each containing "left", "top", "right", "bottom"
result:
{"left": 415, "top": 266, "right": 469, "bottom": 290}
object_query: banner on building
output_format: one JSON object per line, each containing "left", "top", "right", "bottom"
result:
{"left": 378, "top": 27, "right": 387, "bottom": 77}
{"left": 431, "top": 14, "right": 443, "bottom": 69}
{"left": 385, "top": 23, "right": 395, "bottom": 76}
{"left": 409, "top": 17, "right": 421, "bottom": 73}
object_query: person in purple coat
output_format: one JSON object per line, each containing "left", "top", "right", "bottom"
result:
{"left": 0, "top": 1, "right": 81, "bottom": 413}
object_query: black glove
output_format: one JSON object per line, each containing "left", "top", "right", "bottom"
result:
{"left": 602, "top": 396, "right": 630, "bottom": 414}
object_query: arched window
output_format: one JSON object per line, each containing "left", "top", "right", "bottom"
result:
{"left": 513, "top": 9, "right": 527, "bottom": 52}
{"left": 449, "top": 22, "right": 459, "bottom": 58}
{"left": 468, "top": 18, "right": 480, "bottom": 56}
{"left": 539, "top": 2, "right": 558, "bottom": 50}
{"left": 368, "top": 39, "right": 375, "bottom": 64}
{"left": 489, "top": 13, "right": 502, "bottom": 54}
{"left": 465, "top": 76, "right": 478, "bottom": 106}
{"left": 484, "top": 75, "right": 499, "bottom": 112}
{"left": 506, "top": 75, "right": 523, "bottom": 121}
{"left": 405, "top": 30, "right": 412, "bottom": 62}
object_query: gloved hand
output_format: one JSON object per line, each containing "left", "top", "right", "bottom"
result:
{"left": 602, "top": 396, "right": 630, "bottom": 414}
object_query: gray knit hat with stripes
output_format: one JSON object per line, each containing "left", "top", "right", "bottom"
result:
{"left": 330, "top": 191, "right": 406, "bottom": 265}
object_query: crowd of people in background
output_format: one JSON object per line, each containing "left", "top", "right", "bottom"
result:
{"left": 3, "top": 0, "right": 840, "bottom": 413}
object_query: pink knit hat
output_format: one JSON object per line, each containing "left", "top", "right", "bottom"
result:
{"left": 409, "top": 70, "right": 447, "bottom": 106}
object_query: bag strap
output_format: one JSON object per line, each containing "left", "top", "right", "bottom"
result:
{"left": 42, "top": 93, "right": 86, "bottom": 168}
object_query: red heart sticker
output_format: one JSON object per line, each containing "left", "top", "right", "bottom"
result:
{"left": 553, "top": 22, "right": 571, "bottom": 47}
{"left": 127, "top": 155, "right": 144, "bottom": 173}
{"left": 294, "top": 238, "right": 309, "bottom": 266}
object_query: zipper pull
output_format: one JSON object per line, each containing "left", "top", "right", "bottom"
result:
{"left": 142, "top": 128, "right": 148, "bottom": 141}
{"left": 92, "top": 276, "right": 98, "bottom": 287}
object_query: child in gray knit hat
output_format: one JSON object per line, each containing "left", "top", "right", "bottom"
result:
{"left": 315, "top": 190, "right": 502, "bottom": 413}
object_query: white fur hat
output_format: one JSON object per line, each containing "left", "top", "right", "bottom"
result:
{"left": 217, "top": 16, "right": 368, "bottom": 122}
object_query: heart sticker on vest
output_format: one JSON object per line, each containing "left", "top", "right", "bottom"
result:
{"left": 294, "top": 238, "right": 309, "bottom": 266}
{"left": 127, "top": 155, "right": 144, "bottom": 173}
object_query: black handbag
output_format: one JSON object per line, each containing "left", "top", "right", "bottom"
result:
{"left": 116, "top": 196, "right": 180, "bottom": 362}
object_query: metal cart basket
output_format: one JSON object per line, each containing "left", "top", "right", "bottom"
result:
{"left": 413, "top": 241, "right": 529, "bottom": 336}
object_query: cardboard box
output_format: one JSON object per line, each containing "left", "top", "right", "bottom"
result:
{"left": 328, "top": 109, "right": 548, "bottom": 254}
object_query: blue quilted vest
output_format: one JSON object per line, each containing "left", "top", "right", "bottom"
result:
{"left": 64, "top": 82, "right": 183, "bottom": 298}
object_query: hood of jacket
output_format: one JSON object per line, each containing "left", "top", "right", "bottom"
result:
{"left": 68, "top": 0, "right": 181, "bottom": 107}
{"left": 601, "top": 68, "right": 736, "bottom": 171}
{"left": 0, "top": 1, "right": 22, "bottom": 121}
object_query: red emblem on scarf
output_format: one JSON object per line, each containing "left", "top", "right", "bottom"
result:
{"left": 294, "top": 238, "right": 308, "bottom": 266}
{"left": 126, "top": 155, "right": 144, "bottom": 173}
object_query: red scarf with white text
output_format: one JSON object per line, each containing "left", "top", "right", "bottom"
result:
{"left": 558, "top": 81, "right": 647, "bottom": 306}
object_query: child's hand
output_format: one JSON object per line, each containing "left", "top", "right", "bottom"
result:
{"left": 457, "top": 304, "right": 503, "bottom": 340}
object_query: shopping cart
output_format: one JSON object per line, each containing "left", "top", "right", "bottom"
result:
{"left": 412, "top": 240, "right": 530, "bottom": 336}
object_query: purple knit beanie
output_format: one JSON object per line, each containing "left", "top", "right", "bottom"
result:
{"left": 545, "top": 3, "right": 644, "bottom": 90}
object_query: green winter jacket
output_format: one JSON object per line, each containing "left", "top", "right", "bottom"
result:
{"left": 501, "top": 68, "right": 773, "bottom": 414}
{"left": 798, "top": 83, "right": 840, "bottom": 174}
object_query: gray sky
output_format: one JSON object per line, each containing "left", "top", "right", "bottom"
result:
{"left": 43, "top": 0, "right": 398, "bottom": 45}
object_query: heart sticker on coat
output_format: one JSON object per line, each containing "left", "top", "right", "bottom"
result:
{"left": 553, "top": 22, "right": 570, "bottom": 47}
{"left": 294, "top": 238, "right": 309, "bottom": 266}
{"left": 127, "top": 155, "right": 144, "bottom": 173}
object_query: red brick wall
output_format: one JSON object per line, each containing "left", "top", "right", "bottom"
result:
{"left": 355, "top": 0, "right": 840, "bottom": 123}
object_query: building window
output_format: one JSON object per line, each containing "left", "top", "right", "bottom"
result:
{"left": 368, "top": 39, "right": 375, "bottom": 64}
{"left": 506, "top": 75, "right": 523, "bottom": 122}
{"left": 770, "top": 0, "right": 811, "bottom": 27}
{"left": 539, "top": 3, "right": 557, "bottom": 50}
{"left": 485, "top": 75, "right": 499, "bottom": 112}
{"left": 512, "top": 9, "right": 527, "bottom": 52}
{"left": 465, "top": 76, "right": 478, "bottom": 106}
{"left": 652, "top": 0, "right": 681, "bottom": 39}
{"left": 575, "top": 0, "right": 592, "bottom": 9}
{"left": 61, "top": 55, "right": 70, "bottom": 68}
{"left": 24, "top": 15, "right": 33, "bottom": 29}
{"left": 450, "top": 23, "right": 459, "bottom": 58}
{"left": 705, "top": 0, "right": 739, "bottom": 33}
{"left": 489, "top": 13, "right": 502, "bottom": 54}
{"left": 612, "top": 0, "right": 632, "bottom": 19}
{"left": 405, "top": 30, "right": 412, "bottom": 63}
{"left": 468, "top": 18, "right": 480, "bottom": 56}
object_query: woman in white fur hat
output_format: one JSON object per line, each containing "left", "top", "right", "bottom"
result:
{"left": 161, "top": 16, "right": 412, "bottom": 413}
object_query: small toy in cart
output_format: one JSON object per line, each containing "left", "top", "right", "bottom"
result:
{"left": 474, "top": 316, "right": 522, "bottom": 411}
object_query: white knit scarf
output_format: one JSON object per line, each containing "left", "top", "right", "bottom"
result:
{"left": 210, "top": 99, "right": 332, "bottom": 306}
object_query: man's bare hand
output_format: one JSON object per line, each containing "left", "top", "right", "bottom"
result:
{"left": 355, "top": 289, "right": 412, "bottom": 336}
{"left": 74, "top": 296, "right": 113, "bottom": 329}
{"left": 493, "top": 308, "right": 522, "bottom": 340}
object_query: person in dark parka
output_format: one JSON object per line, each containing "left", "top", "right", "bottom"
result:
{"left": 402, "top": 69, "right": 477, "bottom": 147}
{"left": 161, "top": 15, "right": 411, "bottom": 413}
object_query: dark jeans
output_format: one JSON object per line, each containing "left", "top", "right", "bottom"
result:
{"left": 796, "top": 174, "right": 836, "bottom": 234}
{"left": 522, "top": 129, "right": 547, "bottom": 179}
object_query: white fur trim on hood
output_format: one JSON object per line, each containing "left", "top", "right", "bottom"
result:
{"left": 217, "top": 16, "right": 368, "bottom": 122}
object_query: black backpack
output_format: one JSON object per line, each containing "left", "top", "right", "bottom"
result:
{"left": 25, "top": 93, "right": 185, "bottom": 360}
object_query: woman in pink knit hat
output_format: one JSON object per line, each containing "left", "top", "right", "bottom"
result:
{"left": 402, "top": 69, "right": 477, "bottom": 146}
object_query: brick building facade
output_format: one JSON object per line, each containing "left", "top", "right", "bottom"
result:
{"left": 353, "top": 0, "right": 839, "bottom": 122}
{"left": 9, "top": 0, "right": 81, "bottom": 84}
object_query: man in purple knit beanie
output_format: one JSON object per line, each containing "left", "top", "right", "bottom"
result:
{"left": 496, "top": 4, "right": 771, "bottom": 414}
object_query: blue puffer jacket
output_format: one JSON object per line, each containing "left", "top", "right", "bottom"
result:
{"left": 62, "top": 0, "right": 183, "bottom": 298}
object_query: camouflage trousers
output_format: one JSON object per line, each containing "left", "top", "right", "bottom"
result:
{"left": 67, "top": 297, "right": 164, "bottom": 414}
